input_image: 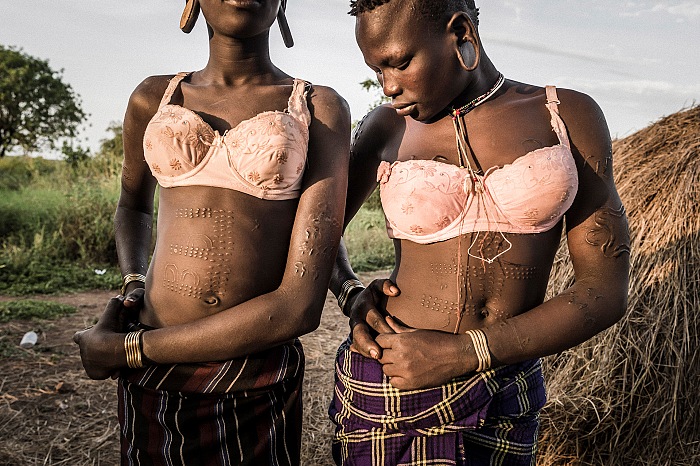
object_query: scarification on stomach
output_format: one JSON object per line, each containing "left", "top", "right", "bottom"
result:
{"left": 164, "top": 209, "right": 235, "bottom": 301}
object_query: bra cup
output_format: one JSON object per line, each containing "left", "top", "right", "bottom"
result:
{"left": 143, "top": 106, "right": 216, "bottom": 178}
{"left": 229, "top": 114, "right": 308, "bottom": 192}
{"left": 487, "top": 146, "right": 578, "bottom": 230}
{"left": 379, "top": 160, "right": 470, "bottom": 238}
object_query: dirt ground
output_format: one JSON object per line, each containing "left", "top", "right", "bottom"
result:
{"left": 0, "top": 271, "right": 388, "bottom": 466}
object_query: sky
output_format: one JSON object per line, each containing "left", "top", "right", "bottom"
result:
{"left": 1, "top": 0, "right": 698, "bottom": 155}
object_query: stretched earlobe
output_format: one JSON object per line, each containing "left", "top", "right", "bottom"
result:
{"left": 448, "top": 12, "right": 480, "bottom": 71}
{"left": 457, "top": 40, "right": 480, "bottom": 71}
{"left": 180, "top": 0, "right": 200, "bottom": 34}
{"left": 278, "top": 1, "right": 294, "bottom": 48}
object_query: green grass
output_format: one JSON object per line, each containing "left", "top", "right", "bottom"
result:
{"left": 0, "top": 155, "right": 123, "bottom": 295}
{"left": 0, "top": 261, "right": 120, "bottom": 296}
{"left": 344, "top": 206, "right": 395, "bottom": 272}
{"left": 0, "top": 299, "right": 76, "bottom": 323}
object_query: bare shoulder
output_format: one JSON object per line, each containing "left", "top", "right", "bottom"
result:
{"left": 307, "top": 84, "right": 350, "bottom": 123}
{"left": 555, "top": 88, "right": 610, "bottom": 139}
{"left": 352, "top": 104, "right": 402, "bottom": 160}
{"left": 557, "top": 88, "right": 618, "bottom": 225}
{"left": 126, "top": 74, "right": 175, "bottom": 123}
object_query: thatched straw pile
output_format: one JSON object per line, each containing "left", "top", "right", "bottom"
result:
{"left": 538, "top": 105, "right": 700, "bottom": 465}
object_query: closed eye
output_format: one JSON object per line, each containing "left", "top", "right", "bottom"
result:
{"left": 396, "top": 58, "right": 412, "bottom": 70}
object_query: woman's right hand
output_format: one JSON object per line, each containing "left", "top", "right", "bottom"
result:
{"left": 73, "top": 296, "right": 129, "bottom": 380}
{"left": 349, "top": 278, "right": 400, "bottom": 359}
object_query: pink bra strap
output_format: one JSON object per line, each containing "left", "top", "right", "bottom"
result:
{"left": 545, "top": 86, "right": 571, "bottom": 149}
{"left": 158, "top": 72, "right": 190, "bottom": 108}
{"left": 287, "top": 79, "right": 312, "bottom": 127}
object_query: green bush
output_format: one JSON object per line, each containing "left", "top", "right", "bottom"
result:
{"left": 344, "top": 206, "right": 395, "bottom": 272}
{"left": 363, "top": 187, "right": 383, "bottom": 211}
{"left": 0, "top": 156, "right": 60, "bottom": 190}
{"left": 0, "top": 180, "right": 120, "bottom": 264}
{"left": 0, "top": 187, "right": 65, "bottom": 239}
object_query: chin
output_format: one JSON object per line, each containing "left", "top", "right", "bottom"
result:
{"left": 412, "top": 109, "right": 439, "bottom": 124}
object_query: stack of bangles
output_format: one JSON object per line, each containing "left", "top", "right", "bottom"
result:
{"left": 465, "top": 328, "right": 492, "bottom": 372}
{"left": 337, "top": 279, "right": 365, "bottom": 317}
{"left": 124, "top": 329, "right": 146, "bottom": 369}
{"left": 120, "top": 273, "right": 146, "bottom": 295}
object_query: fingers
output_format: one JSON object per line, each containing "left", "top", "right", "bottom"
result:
{"left": 123, "top": 288, "right": 145, "bottom": 308}
{"left": 350, "top": 322, "right": 383, "bottom": 360}
{"left": 379, "top": 279, "right": 400, "bottom": 297}
{"left": 99, "top": 296, "right": 125, "bottom": 321}
{"left": 385, "top": 315, "right": 416, "bottom": 334}
{"left": 365, "top": 308, "right": 394, "bottom": 334}
{"left": 72, "top": 324, "right": 94, "bottom": 344}
{"left": 91, "top": 296, "right": 127, "bottom": 333}
{"left": 378, "top": 360, "right": 410, "bottom": 390}
{"left": 367, "top": 278, "right": 399, "bottom": 297}
{"left": 375, "top": 332, "right": 392, "bottom": 348}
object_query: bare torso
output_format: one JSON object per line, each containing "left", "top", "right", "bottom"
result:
{"left": 386, "top": 229, "right": 561, "bottom": 332}
{"left": 141, "top": 186, "right": 298, "bottom": 327}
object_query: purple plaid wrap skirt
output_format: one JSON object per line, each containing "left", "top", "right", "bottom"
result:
{"left": 329, "top": 338, "right": 546, "bottom": 466}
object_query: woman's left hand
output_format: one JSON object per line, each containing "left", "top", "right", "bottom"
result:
{"left": 376, "top": 317, "right": 473, "bottom": 390}
{"left": 73, "top": 296, "right": 128, "bottom": 380}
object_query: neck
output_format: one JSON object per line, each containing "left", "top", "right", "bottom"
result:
{"left": 451, "top": 56, "right": 501, "bottom": 111}
{"left": 200, "top": 31, "right": 279, "bottom": 85}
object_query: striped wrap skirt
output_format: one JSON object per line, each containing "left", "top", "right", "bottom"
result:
{"left": 118, "top": 339, "right": 304, "bottom": 466}
{"left": 329, "top": 338, "right": 546, "bottom": 466}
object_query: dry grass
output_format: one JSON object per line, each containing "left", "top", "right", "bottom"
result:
{"left": 538, "top": 105, "right": 700, "bottom": 465}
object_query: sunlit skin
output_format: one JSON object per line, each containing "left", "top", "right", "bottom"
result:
{"left": 73, "top": 0, "right": 351, "bottom": 378}
{"left": 331, "top": 0, "right": 630, "bottom": 391}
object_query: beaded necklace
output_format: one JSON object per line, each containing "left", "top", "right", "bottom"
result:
{"left": 450, "top": 73, "right": 505, "bottom": 117}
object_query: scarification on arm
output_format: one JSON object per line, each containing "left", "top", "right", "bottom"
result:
{"left": 585, "top": 205, "right": 631, "bottom": 258}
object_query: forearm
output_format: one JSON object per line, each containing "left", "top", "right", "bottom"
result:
{"left": 141, "top": 283, "right": 325, "bottom": 364}
{"left": 114, "top": 204, "right": 152, "bottom": 278}
{"left": 484, "top": 276, "right": 628, "bottom": 367}
{"left": 329, "top": 238, "right": 360, "bottom": 297}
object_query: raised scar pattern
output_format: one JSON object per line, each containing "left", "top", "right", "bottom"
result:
{"left": 585, "top": 205, "right": 631, "bottom": 258}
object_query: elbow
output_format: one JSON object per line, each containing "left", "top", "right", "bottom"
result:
{"left": 299, "top": 308, "right": 323, "bottom": 335}
{"left": 611, "top": 293, "right": 628, "bottom": 325}
{"left": 278, "top": 289, "right": 324, "bottom": 338}
{"left": 288, "top": 303, "right": 322, "bottom": 337}
{"left": 599, "top": 292, "right": 628, "bottom": 331}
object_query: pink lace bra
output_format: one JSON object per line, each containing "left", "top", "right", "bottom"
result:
{"left": 377, "top": 86, "right": 578, "bottom": 244}
{"left": 143, "top": 72, "right": 311, "bottom": 200}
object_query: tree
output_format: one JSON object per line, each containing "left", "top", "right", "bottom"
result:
{"left": 360, "top": 78, "right": 390, "bottom": 111}
{"left": 0, "top": 45, "right": 86, "bottom": 157}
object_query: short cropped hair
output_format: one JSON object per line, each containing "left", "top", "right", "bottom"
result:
{"left": 349, "top": 0, "right": 479, "bottom": 28}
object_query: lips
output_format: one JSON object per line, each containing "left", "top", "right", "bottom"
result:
{"left": 392, "top": 103, "right": 416, "bottom": 117}
{"left": 222, "top": 0, "right": 262, "bottom": 8}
